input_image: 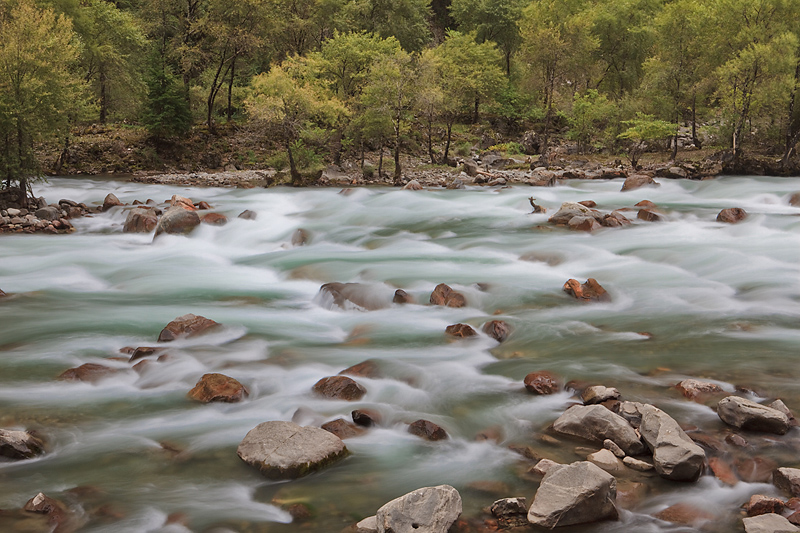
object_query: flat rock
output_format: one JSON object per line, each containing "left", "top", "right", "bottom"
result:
{"left": 553, "top": 404, "right": 645, "bottom": 455}
{"left": 653, "top": 503, "right": 715, "bottom": 527}
{"left": 587, "top": 448, "right": 626, "bottom": 475}
{"left": 0, "top": 429, "right": 45, "bottom": 460}
{"left": 376, "top": 485, "right": 462, "bottom": 533}
{"left": 201, "top": 212, "right": 228, "bottom": 226}
{"left": 445, "top": 323, "right": 477, "bottom": 338}
{"left": 718, "top": 396, "right": 790, "bottom": 434}
{"left": 582, "top": 386, "right": 620, "bottom": 405}
{"left": 429, "top": 283, "right": 467, "bottom": 307}
{"left": 709, "top": 456, "right": 739, "bottom": 485}
{"left": 637, "top": 209, "right": 663, "bottom": 222}
{"left": 563, "top": 278, "right": 610, "bottom": 302}
{"left": 623, "top": 456, "right": 654, "bottom": 471}
{"left": 339, "top": 360, "right": 382, "bottom": 379}
{"left": 568, "top": 215, "right": 602, "bottom": 231}
{"left": 158, "top": 314, "right": 220, "bottom": 342}
{"left": 548, "top": 202, "right": 598, "bottom": 225}
{"left": 527, "top": 461, "right": 618, "bottom": 528}
{"left": 352, "top": 409, "right": 381, "bottom": 427}
{"left": 775, "top": 468, "right": 800, "bottom": 497}
{"left": 524, "top": 371, "right": 560, "bottom": 395}
{"left": 313, "top": 376, "right": 366, "bottom": 401}
{"left": 169, "top": 195, "right": 195, "bottom": 210}
{"left": 57, "top": 363, "right": 118, "bottom": 383}
{"left": 743, "top": 514, "right": 800, "bottom": 533}
{"left": 408, "top": 419, "right": 448, "bottom": 441}
{"left": 635, "top": 403, "right": 706, "bottom": 481}
{"left": 676, "top": 378, "right": 723, "bottom": 400}
{"left": 188, "top": 373, "right": 248, "bottom": 403}
{"left": 770, "top": 400, "right": 798, "bottom": 426}
{"left": 237, "top": 421, "right": 348, "bottom": 479}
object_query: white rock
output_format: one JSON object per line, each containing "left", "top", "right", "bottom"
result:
{"left": 376, "top": 485, "right": 461, "bottom": 533}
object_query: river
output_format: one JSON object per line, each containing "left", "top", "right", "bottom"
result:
{"left": 1, "top": 176, "right": 799, "bottom": 532}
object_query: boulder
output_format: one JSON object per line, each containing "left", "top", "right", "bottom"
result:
{"left": 717, "top": 396, "right": 790, "bottom": 434}
{"left": 524, "top": 371, "right": 560, "bottom": 395}
{"left": 402, "top": 179, "right": 424, "bottom": 190}
{"left": 742, "top": 514, "right": 800, "bottom": 533}
{"left": 169, "top": 195, "right": 195, "bottom": 210}
{"left": 717, "top": 207, "right": 747, "bottom": 223}
{"left": 35, "top": 206, "right": 60, "bottom": 221}
{"left": 602, "top": 211, "right": 632, "bottom": 227}
{"left": 393, "top": 289, "right": 413, "bottom": 304}
{"left": 376, "top": 485, "right": 462, "bottom": 533}
{"left": 123, "top": 207, "right": 158, "bottom": 233}
{"left": 553, "top": 405, "right": 645, "bottom": 455}
{"left": 201, "top": 212, "right": 228, "bottom": 226}
{"left": 187, "top": 373, "right": 248, "bottom": 403}
{"left": 321, "top": 418, "right": 365, "bottom": 439}
{"left": 237, "top": 421, "right": 348, "bottom": 479}
{"left": 548, "top": 202, "right": 598, "bottom": 225}
{"left": 57, "top": 363, "right": 118, "bottom": 383}
{"left": 445, "top": 323, "right": 477, "bottom": 338}
{"left": 527, "top": 461, "right": 618, "bottom": 528}
{"left": 318, "top": 282, "right": 391, "bottom": 311}
{"left": 23, "top": 492, "right": 72, "bottom": 531}
{"left": 158, "top": 314, "right": 220, "bottom": 342}
{"left": 676, "top": 379, "right": 723, "bottom": 400}
{"left": 621, "top": 174, "right": 660, "bottom": 192}
{"left": 313, "top": 376, "right": 366, "bottom": 401}
{"left": 339, "top": 360, "right": 382, "bottom": 379}
{"left": 563, "top": 278, "right": 610, "bottom": 302}
{"left": 637, "top": 209, "right": 663, "bottom": 222}
{"left": 774, "top": 468, "right": 800, "bottom": 497}
{"left": 482, "top": 320, "right": 510, "bottom": 342}
{"left": 0, "top": 429, "right": 45, "bottom": 460}
{"left": 745, "top": 495, "right": 785, "bottom": 517}
{"left": 568, "top": 216, "right": 602, "bottom": 232}
{"left": 429, "top": 283, "right": 467, "bottom": 307}
{"left": 408, "top": 419, "right": 448, "bottom": 441}
{"left": 581, "top": 386, "right": 620, "bottom": 405}
{"left": 635, "top": 403, "right": 706, "bottom": 481}
{"left": 102, "top": 193, "right": 123, "bottom": 211}
{"left": 491, "top": 497, "right": 528, "bottom": 529}
{"left": 154, "top": 206, "right": 201, "bottom": 236}
{"left": 238, "top": 209, "right": 257, "bottom": 220}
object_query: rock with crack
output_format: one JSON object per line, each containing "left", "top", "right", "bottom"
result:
{"left": 632, "top": 402, "right": 706, "bottom": 481}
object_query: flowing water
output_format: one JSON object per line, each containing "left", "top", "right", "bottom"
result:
{"left": 1, "top": 176, "right": 799, "bottom": 532}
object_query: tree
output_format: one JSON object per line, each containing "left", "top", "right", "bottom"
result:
{"left": 246, "top": 64, "right": 346, "bottom": 184}
{"left": 0, "top": 0, "right": 85, "bottom": 198}
{"left": 567, "top": 89, "right": 616, "bottom": 153}
{"left": 617, "top": 112, "right": 676, "bottom": 168}
{"left": 141, "top": 59, "right": 193, "bottom": 138}
{"left": 449, "top": 0, "right": 525, "bottom": 74}
{"left": 343, "top": 0, "right": 431, "bottom": 52}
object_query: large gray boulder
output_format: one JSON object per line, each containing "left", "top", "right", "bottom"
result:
{"left": 717, "top": 396, "right": 790, "bottom": 434}
{"left": 636, "top": 403, "right": 706, "bottom": 481}
{"left": 237, "top": 421, "right": 348, "bottom": 479}
{"left": 553, "top": 405, "right": 645, "bottom": 455}
{"left": 742, "top": 513, "right": 800, "bottom": 533}
{"left": 527, "top": 461, "right": 618, "bottom": 528}
{"left": 548, "top": 202, "right": 599, "bottom": 226}
{"left": 154, "top": 206, "right": 200, "bottom": 237}
{"left": 774, "top": 467, "right": 800, "bottom": 497}
{"left": 376, "top": 485, "right": 462, "bottom": 533}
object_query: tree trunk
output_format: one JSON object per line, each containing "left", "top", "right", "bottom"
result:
{"left": 393, "top": 137, "right": 402, "bottom": 183}
{"left": 691, "top": 92, "right": 701, "bottom": 148}
{"left": 442, "top": 121, "right": 453, "bottom": 164}
{"left": 473, "top": 97, "right": 479, "bottom": 124}
{"left": 378, "top": 142, "right": 384, "bottom": 178}
{"left": 426, "top": 113, "right": 435, "bottom": 164}
{"left": 287, "top": 143, "right": 301, "bottom": 186}
{"left": 99, "top": 68, "right": 108, "bottom": 124}
{"left": 226, "top": 56, "right": 236, "bottom": 121}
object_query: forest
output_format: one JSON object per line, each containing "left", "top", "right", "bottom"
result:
{"left": 2, "top": 0, "right": 800, "bottom": 189}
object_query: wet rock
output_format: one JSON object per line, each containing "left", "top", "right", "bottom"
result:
{"left": 770, "top": 400, "right": 798, "bottom": 426}
{"left": 158, "top": 314, "right": 220, "bottom": 342}
{"left": 634, "top": 403, "right": 706, "bottom": 481}
{"left": 524, "top": 371, "right": 560, "bottom": 395}
{"left": 128, "top": 346, "right": 164, "bottom": 362}
{"left": 237, "top": 421, "right": 348, "bottom": 479}
{"left": 789, "top": 192, "right": 800, "bottom": 206}
{"left": 553, "top": 405, "right": 645, "bottom": 455}
{"left": 58, "top": 363, "right": 118, "bottom": 383}
{"left": 169, "top": 195, "right": 195, "bottom": 210}
{"left": 195, "top": 201, "right": 211, "bottom": 210}
{"left": 657, "top": 166, "right": 688, "bottom": 180}
{"left": 790, "top": 512, "right": 800, "bottom": 527}
{"left": 102, "top": 193, "right": 123, "bottom": 211}
{"left": 393, "top": 289, "right": 413, "bottom": 304}
{"left": 623, "top": 456, "right": 654, "bottom": 471}
{"left": 775, "top": 468, "right": 800, "bottom": 497}
{"left": 527, "top": 461, "right": 618, "bottom": 528}
{"left": 637, "top": 209, "right": 663, "bottom": 222}
{"left": 742, "top": 513, "right": 800, "bottom": 533}
{"left": 653, "top": 503, "right": 715, "bottom": 527}
{"left": 530, "top": 459, "right": 561, "bottom": 477}
{"left": 23, "top": 493, "right": 71, "bottom": 530}
{"left": 568, "top": 215, "right": 602, "bottom": 232}
{"left": 717, "top": 207, "right": 747, "bottom": 223}
{"left": 709, "top": 456, "right": 739, "bottom": 485}
{"left": 291, "top": 228, "right": 310, "bottom": 246}
{"left": 581, "top": 386, "right": 620, "bottom": 405}
{"left": 635, "top": 200, "right": 658, "bottom": 209}
{"left": 187, "top": 373, "right": 248, "bottom": 403}
{"left": 376, "top": 485, "right": 462, "bottom": 533}
{"left": 447, "top": 178, "right": 466, "bottom": 190}
{"left": 408, "top": 419, "right": 448, "bottom": 441}
{"left": 321, "top": 418, "right": 365, "bottom": 439}
{"left": 548, "top": 202, "right": 597, "bottom": 225}
{"left": 621, "top": 174, "right": 660, "bottom": 192}
{"left": 587, "top": 448, "right": 625, "bottom": 475}
{"left": 429, "top": 283, "right": 467, "bottom": 308}
{"left": 313, "top": 376, "right": 367, "bottom": 401}
{"left": 352, "top": 409, "right": 381, "bottom": 427}
{"left": 474, "top": 426, "right": 503, "bottom": 443}
{"left": 746, "top": 495, "right": 785, "bottom": 517}
{"left": 35, "top": 206, "right": 60, "bottom": 221}
{"left": 578, "top": 200, "right": 597, "bottom": 208}
{"left": 356, "top": 515, "right": 378, "bottom": 533}
{"left": 123, "top": 207, "right": 158, "bottom": 233}
{"left": 339, "top": 360, "right": 382, "bottom": 379}
{"left": 201, "top": 212, "right": 228, "bottom": 226}
{"left": 563, "top": 278, "right": 610, "bottom": 302}
{"left": 482, "top": 320, "right": 510, "bottom": 342}
{"left": 604, "top": 439, "right": 625, "bottom": 458}
{"left": 238, "top": 209, "right": 257, "bottom": 220}
{"left": 727, "top": 433, "right": 749, "bottom": 447}
{"left": 154, "top": 206, "right": 201, "bottom": 236}
{"left": 491, "top": 497, "right": 528, "bottom": 529}
{"left": 319, "top": 282, "right": 391, "bottom": 311}
{"left": 736, "top": 456, "right": 778, "bottom": 483}
{"left": 717, "top": 396, "right": 790, "bottom": 434}
{"left": 0, "top": 429, "right": 45, "bottom": 460}
{"left": 676, "top": 378, "right": 723, "bottom": 400}
{"left": 402, "top": 179, "right": 423, "bottom": 190}
{"left": 601, "top": 211, "right": 632, "bottom": 227}
{"left": 445, "top": 323, "right": 477, "bottom": 338}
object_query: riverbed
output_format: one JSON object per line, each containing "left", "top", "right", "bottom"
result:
{"left": 1, "top": 176, "right": 799, "bottom": 532}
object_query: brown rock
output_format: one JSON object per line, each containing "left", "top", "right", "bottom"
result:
{"left": 23, "top": 493, "right": 70, "bottom": 531}
{"left": 475, "top": 426, "right": 503, "bottom": 443}
{"left": 339, "top": 360, "right": 382, "bottom": 379}
{"left": 238, "top": 209, "right": 257, "bottom": 220}
{"left": 637, "top": 209, "right": 663, "bottom": 222}
{"left": 789, "top": 511, "right": 800, "bottom": 526}
{"left": 154, "top": 206, "right": 201, "bottom": 236}
{"left": 635, "top": 200, "right": 658, "bottom": 208}
{"left": 312, "top": 376, "right": 366, "bottom": 401}
{"left": 102, "top": 193, "right": 123, "bottom": 211}
{"left": 58, "top": 363, "right": 118, "bottom": 383}
{"left": 490, "top": 497, "right": 528, "bottom": 529}
{"left": 195, "top": 201, "right": 211, "bottom": 210}
{"left": 201, "top": 213, "right": 228, "bottom": 226}
{"left": 717, "top": 207, "right": 747, "bottom": 223}
{"left": 676, "top": 378, "right": 723, "bottom": 400}
{"left": 774, "top": 468, "right": 800, "bottom": 497}
{"left": 128, "top": 346, "right": 164, "bottom": 362}
{"left": 158, "top": 314, "right": 220, "bottom": 342}
{"left": 726, "top": 433, "right": 749, "bottom": 447}
{"left": 352, "top": 409, "right": 381, "bottom": 427}
{"left": 430, "top": 283, "right": 467, "bottom": 307}
{"left": 291, "top": 228, "right": 310, "bottom": 246}
{"left": 482, "top": 320, "right": 510, "bottom": 342}
{"left": 745, "top": 495, "right": 785, "bottom": 517}
{"left": 769, "top": 399, "right": 798, "bottom": 426}
{"left": 578, "top": 200, "right": 597, "bottom": 208}
{"left": 735, "top": 456, "right": 778, "bottom": 483}
{"left": 187, "top": 373, "right": 248, "bottom": 403}
{"left": 568, "top": 216, "right": 602, "bottom": 232}
{"left": 321, "top": 418, "right": 365, "bottom": 439}
{"left": 123, "top": 208, "right": 158, "bottom": 233}
{"left": 653, "top": 503, "right": 714, "bottom": 526}
{"left": 563, "top": 278, "right": 610, "bottom": 302}
{"left": 170, "top": 195, "right": 195, "bottom": 210}
{"left": 524, "top": 371, "right": 560, "bottom": 395}
{"left": 789, "top": 192, "right": 800, "bottom": 207}
{"left": 408, "top": 419, "right": 448, "bottom": 441}
{"left": 602, "top": 211, "right": 631, "bottom": 227}
{"left": 445, "top": 323, "right": 477, "bottom": 338}
{"left": 0, "top": 429, "right": 45, "bottom": 460}
{"left": 393, "top": 289, "right": 413, "bottom": 304}
{"left": 708, "top": 456, "right": 739, "bottom": 485}
{"left": 621, "top": 174, "right": 660, "bottom": 192}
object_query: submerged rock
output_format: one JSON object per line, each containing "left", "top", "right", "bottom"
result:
{"left": 527, "top": 461, "right": 618, "bottom": 528}
{"left": 653, "top": 503, "right": 715, "bottom": 527}
{"left": 158, "top": 314, "right": 220, "bottom": 342}
{"left": 0, "top": 429, "right": 45, "bottom": 460}
{"left": 102, "top": 193, "right": 123, "bottom": 211}
{"left": 58, "top": 363, "right": 118, "bottom": 383}
{"left": 339, "top": 360, "right": 382, "bottom": 379}
{"left": 445, "top": 323, "right": 477, "bottom": 338}
{"left": 563, "top": 278, "right": 610, "bottom": 302}
{"left": 237, "top": 421, "right": 348, "bottom": 479}
{"left": 201, "top": 212, "right": 228, "bottom": 226}
{"left": 676, "top": 378, "right": 723, "bottom": 400}
{"left": 581, "top": 385, "right": 620, "bottom": 405}
{"left": 621, "top": 174, "right": 660, "bottom": 191}
{"left": 717, "top": 396, "right": 790, "bottom": 434}
{"left": 321, "top": 418, "right": 365, "bottom": 439}
{"left": 491, "top": 497, "right": 528, "bottom": 529}
{"left": 376, "top": 485, "right": 462, "bottom": 533}
{"left": 318, "top": 282, "right": 391, "bottom": 311}
{"left": 187, "top": 373, "right": 248, "bottom": 403}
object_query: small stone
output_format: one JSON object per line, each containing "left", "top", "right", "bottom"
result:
{"left": 402, "top": 179, "right": 423, "bottom": 190}
{"left": 789, "top": 192, "right": 800, "bottom": 207}
{"left": 769, "top": 399, "right": 798, "bottom": 426}
{"left": 653, "top": 503, "right": 715, "bottom": 527}
{"left": 169, "top": 195, "right": 195, "bottom": 210}
{"left": 708, "top": 456, "right": 739, "bottom": 485}
{"left": 582, "top": 386, "right": 620, "bottom": 405}
{"left": 563, "top": 278, "right": 610, "bottom": 302}
{"left": 621, "top": 174, "right": 660, "bottom": 191}
{"left": 0, "top": 429, "right": 45, "bottom": 460}
{"left": 603, "top": 439, "right": 625, "bottom": 458}
{"left": 622, "top": 456, "right": 654, "bottom": 471}
{"left": 482, "top": 320, "right": 510, "bottom": 342}
{"left": 291, "top": 228, "right": 310, "bottom": 246}
{"left": 313, "top": 376, "right": 366, "bottom": 401}
{"left": 356, "top": 515, "right": 378, "bottom": 533}
{"left": 238, "top": 209, "right": 257, "bottom": 220}
{"left": 201, "top": 212, "right": 228, "bottom": 226}
{"left": 491, "top": 497, "right": 528, "bottom": 529}
{"left": 408, "top": 419, "right": 448, "bottom": 441}
{"left": 524, "top": 371, "right": 560, "bottom": 395}
{"left": 321, "top": 418, "right": 365, "bottom": 439}
{"left": 530, "top": 459, "right": 560, "bottom": 477}
{"left": 587, "top": 448, "right": 625, "bottom": 474}
{"left": 717, "top": 207, "right": 747, "bottom": 223}
{"left": 775, "top": 468, "right": 800, "bottom": 497}
{"left": 158, "top": 314, "right": 219, "bottom": 342}
{"left": 676, "top": 378, "right": 723, "bottom": 400}
{"left": 430, "top": 283, "right": 467, "bottom": 307}
{"left": 339, "top": 360, "right": 382, "bottom": 379}
{"left": 393, "top": 289, "right": 413, "bottom": 304}
{"left": 187, "top": 373, "right": 248, "bottom": 403}
{"left": 637, "top": 209, "right": 663, "bottom": 222}
{"left": 445, "top": 323, "right": 477, "bottom": 338}
{"left": 102, "top": 193, "right": 123, "bottom": 211}
{"left": 745, "top": 495, "right": 785, "bottom": 517}
{"left": 352, "top": 409, "right": 381, "bottom": 427}
{"left": 57, "top": 363, "right": 118, "bottom": 383}
{"left": 154, "top": 206, "right": 201, "bottom": 236}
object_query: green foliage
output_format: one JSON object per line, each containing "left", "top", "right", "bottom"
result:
{"left": 141, "top": 60, "right": 192, "bottom": 138}
{"left": 487, "top": 142, "right": 524, "bottom": 155}
{"left": 567, "top": 90, "right": 617, "bottom": 152}
{"left": 617, "top": 112, "right": 676, "bottom": 167}
{"left": 450, "top": 0, "right": 525, "bottom": 72}
{"left": 343, "top": 0, "right": 431, "bottom": 52}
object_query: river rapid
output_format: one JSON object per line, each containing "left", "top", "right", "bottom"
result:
{"left": 1, "top": 176, "right": 799, "bottom": 532}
